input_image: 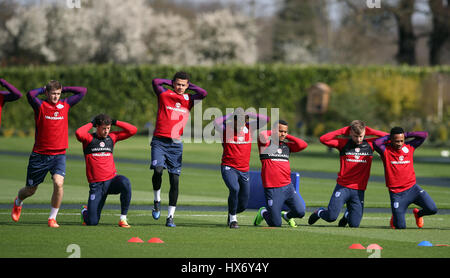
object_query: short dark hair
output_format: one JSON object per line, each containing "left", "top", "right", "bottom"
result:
{"left": 390, "top": 126, "right": 404, "bottom": 137}
{"left": 45, "top": 80, "right": 62, "bottom": 92}
{"left": 93, "top": 114, "right": 112, "bottom": 127}
{"left": 173, "top": 71, "right": 190, "bottom": 82}
{"left": 273, "top": 119, "right": 288, "bottom": 129}
{"left": 278, "top": 119, "right": 288, "bottom": 126}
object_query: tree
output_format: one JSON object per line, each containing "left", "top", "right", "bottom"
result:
{"left": 428, "top": 0, "right": 450, "bottom": 65}
{"left": 194, "top": 9, "right": 259, "bottom": 65}
{"left": 340, "top": 0, "right": 417, "bottom": 65}
{"left": 272, "top": 0, "right": 330, "bottom": 63}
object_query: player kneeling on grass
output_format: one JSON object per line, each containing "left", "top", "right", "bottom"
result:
{"left": 254, "top": 120, "right": 308, "bottom": 228}
{"left": 308, "top": 120, "right": 388, "bottom": 228}
{"left": 374, "top": 127, "right": 438, "bottom": 229}
{"left": 76, "top": 114, "right": 137, "bottom": 228}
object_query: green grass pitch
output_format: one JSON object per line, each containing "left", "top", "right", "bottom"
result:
{"left": 0, "top": 136, "right": 449, "bottom": 259}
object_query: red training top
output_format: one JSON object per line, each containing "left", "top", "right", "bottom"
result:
{"left": 75, "top": 121, "right": 137, "bottom": 183}
{"left": 374, "top": 131, "right": 428, "bottom": 193}
{"left": 319, "top": 126, "right": 388, "bottom": 191}
{"left": 152, "top": 79, "right": 207, "bottom": 140}
{"left": 258, "top": 130, "right": 307, "bottom": 188}
{"left": 221, "top": 124, "right": 253, "bottom": 172}
{"left": 27, "top": 87, "right": 87, "bottom": 155}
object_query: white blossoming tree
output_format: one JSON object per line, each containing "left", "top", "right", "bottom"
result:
{"left": 194, "top": 9, "right": 259, "bottom": 65}
{"left": 0, "top": 1, "right": 259, "bottom": 65}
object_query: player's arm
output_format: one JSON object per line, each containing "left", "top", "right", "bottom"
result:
{"left": 110, "top": 120, "right": 138, "bottom": 142}
{"left": 26, "top": 87, "right": 45, "bottom": 111}
{"left": 152, "top": 78, "right": 171, "bottom": 96}
{"left": 365, "top": 126, "right": 389, "bottom": 141}
{"left": 373, "top": 135, "right": 389, "bottom": 155}
{"left": 319, "top": 126, "right": 350, "bottom": 148}
{"left": 213, "top": 113, "right": 232, "bottom": 133}
{"left": 285, "top": 134, "right": 308, "bottom": 153}
{"left": 188, "top": 82, "right": 208, "bottom": 101}
{"left": 63, "top": 86, "right": 87, "bottom": 107}
{"left": 0, "top": 79, "right": 22, "bottom": 102}
{"left": 248, "top": 112, "right": 270, "bottom": 131}
{"left": 257, "top": 130, "right": 271, "bottom": 149}
{"left": 75, "top": 122, "right": 94, "bottom": 144}
{"left": 405, "top": 131, "right": 428, "bottom": 149}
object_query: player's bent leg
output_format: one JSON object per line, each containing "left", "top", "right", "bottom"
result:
{"left": 284, "top": 186, "right": 306, "bottom": 219}
{"left": 51, "top": 174, "right": 64, "bottom": 209}
{"left": 236, "top": 171, "right": 250, "bottom": 214}
{"left": 346, "top": 190, "right": 364, "bottom": 228}
{"left": 412, "top": 186, "right": 438, "bottom": 228}
{"left": 151, "top": 166, "right": 164, "bottom": 220}
{"left": 110, "top": 175, "right": 132, "bottom": 215}
{"left": 315, "top": 184, "right": 347, "bottom": 223}
{"left": 12, "top": 186, "right": 38, "bottom": 222}
{"left": 221, "top": 166, "right": 240, "bottom": 216}
{"left": 107, "top": 175, "right": 132, "bottom": 228}
{"left": 390, "top": 196, "right": 407, "bottom": 229}
{"left": 85, "top": 182, "right": 105, "bottom": 226}
{"left": 265, "top": 188, "right": 283, "bottom": 227}
{"left": 152, "top": 166, "right": 164, "bottom": 191}
{"left": 414, "top": 186, "right": 438, "bottom": 217}
{"left": 168, "top": 173, "right": 179, "bottom": 207}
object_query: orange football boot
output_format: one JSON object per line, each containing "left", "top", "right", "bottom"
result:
{"left": 118, "top": 219, "right": 131, "bottom": 228}
{"left": 11, "top": 197, "right": 22, "bottom": 222}
{"left": 413, "top": 208, "right": 424, "bottom": 228}
{"left": 390, "top": 215, "right": 395, "bottom": 229}
{"left": 48, "top": 218, "right": 60, "bottom": 228}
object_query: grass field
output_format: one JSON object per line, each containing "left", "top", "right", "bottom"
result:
{"left": 0, "top": 135, "right": 449, "bottom": 260}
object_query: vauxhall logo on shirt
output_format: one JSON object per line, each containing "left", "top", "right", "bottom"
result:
{"left": 390, "top": 148, "right": 411, "bottom": 165}
{"left": 260, "top": 142, "right": 290, "bottom": 161}
{"left": 341, "top": 141, "right": 373, "bottom": 163}
{"left": 166, "top": 94, "right": 190, "bottom": 113}
{"left": 84, "top": 136, "right": 114, "bottom": 157}
{"left": 45, "top": 104, "right": 65, "bottom": 120}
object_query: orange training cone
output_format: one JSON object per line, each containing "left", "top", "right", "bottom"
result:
{"left": 128, "top": 237, "right": 144, "bottom": 243}
{"left": 148, "top": 237, "right": 164, "bottom": 243}
{"left": 367, "top": 243, "right": 383, "bottom": 250}
{"left": 349, "top": 243, "right": 366, "bottom": 249}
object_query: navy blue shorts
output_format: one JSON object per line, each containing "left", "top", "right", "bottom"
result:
{"left": 26, "top": 152, "right": 66, "bottom": 187}
{"left": 150, "top": 136, "right": 183, "bottom": 174}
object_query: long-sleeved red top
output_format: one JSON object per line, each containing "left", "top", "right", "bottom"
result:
{"left": 28, "top": 86, "right": 87, "bottom": 155}
{"left": 76, "top": 121, "right": 137, "bottom": 183}
{"left": 152, "top": 78, "right": 207, "bottom": 140}
{"left": 374, "top": 131, "right": 427, "bottom": 193}
{"left": 319, "top": 126, "right": 388, "bottom": 190}
{"left": 258, "top": 130, "right": 308, "bottom": 188}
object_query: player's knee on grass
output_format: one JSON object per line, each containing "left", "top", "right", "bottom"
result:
{"left": 393, "top": 217, "right": 406, "bottom": 229}
{"left": 321, "top": 209, "right": 339, "bottom": 222}
{"left": 288, "top": 209, "right": 305, "bottom": 219}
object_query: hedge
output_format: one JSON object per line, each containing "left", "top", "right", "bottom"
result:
{"left": 0, "top": 64, "right": 449, "bottom": 142}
